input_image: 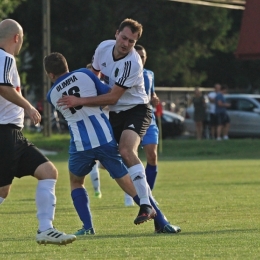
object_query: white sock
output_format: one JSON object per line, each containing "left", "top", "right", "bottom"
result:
{"left": 0, "top": 197, "right": 5, "bottom": 205}
{"left": 125, "top": 192, "right": 133, "bottom": 200}
{"left": 128, "top": 164, "right": 150, "bottom": 206}
{"left": 89, "top": 163, "right": 101, "bottom": 193}
{"left": 36, "top": 179, "right": 57, "bottom": 232}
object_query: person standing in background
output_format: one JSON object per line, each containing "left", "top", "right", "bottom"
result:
{"left": 192, "top": 87, "right": 206, "bottom": 140}
{"left": 208, "top": 83, "right": 221, "bottom": 139}
{"left": 215, "top": 84, "right": 230, "bottom": 140}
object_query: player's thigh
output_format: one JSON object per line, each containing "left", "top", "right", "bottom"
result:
{"left": 124, "top": 104, "right": 152, "bottom": 138}
{"left": 69, "top": 151, "right": 96, "bottom": 177}
{"left": 96, "top": 141, "right": 128, "bottom": 179}
{"left": 119, "top": 129, "right": 140, "bottom": 153}
{"left": 17, "top": 145, "right": 49, "bottom": 179}
{"left": 0, "top": 126, "right": 16, "bottom": 187}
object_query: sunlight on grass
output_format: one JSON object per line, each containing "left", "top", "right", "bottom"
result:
{"left": 1, "top": 135, "right": 260, "bottom": 259}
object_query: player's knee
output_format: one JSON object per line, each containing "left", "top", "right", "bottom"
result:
{"left": 34, "top": 161, "right": 58, "bottom": 180}
{"left": 146, "top": 152, "right": 157, "bottom": 165}
{"left": 0, "top": 185, "right": 11, "bottom": 199}
{"left": 119, "top": 146, "right": 134, "bottom": 162}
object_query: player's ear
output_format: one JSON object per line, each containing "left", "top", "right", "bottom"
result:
{"left": 14, "top": 34, "right": 19, "bottom": 43}
{"left": 115, "top": 30, "right": 119, "bottom": 38}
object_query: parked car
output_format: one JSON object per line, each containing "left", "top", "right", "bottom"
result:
{"left": 154, "top": 109, "right": 185, "bottom": 139}
{"left": 184, "top": 94, "right": 260, "bottom": 138}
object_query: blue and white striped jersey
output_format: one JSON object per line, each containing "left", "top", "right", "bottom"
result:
{"left": 47, "top": 68, "right": 113, "bottom": 152}
{"left": 0, "top": 49, "right": 24, "bottom": 127}
{"left": 143, "top": 68, "right": 156, "bottom": 126}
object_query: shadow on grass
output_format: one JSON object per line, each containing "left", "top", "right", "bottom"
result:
{"left": 71, "top": 228, "right": 257, "bottom": 240}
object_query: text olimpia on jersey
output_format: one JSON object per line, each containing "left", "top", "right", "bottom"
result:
{"left": 47, "top": 68, "right": 113, "bottom": 152}
{"left": 92, "top": 40, "right": 149, "bottom": 112}
{"left": 0, "top": 49, "right": 24, "bottom": 127}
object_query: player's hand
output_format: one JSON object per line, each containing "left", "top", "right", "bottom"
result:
{"left": 151, "top": 95, "right": 160, "bottom": 106}
{"left": 25, "top": 106, "right": 41, "bottom": 125}
{"left": 57, "top": 95, "right": 81, "bottom": 109}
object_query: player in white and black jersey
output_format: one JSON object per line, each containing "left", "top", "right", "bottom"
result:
{"left": 0, "top": 19, "right": 76, "bottom": 245}
{"left": 57, "top": 19, "right": 181, "bottom": 233}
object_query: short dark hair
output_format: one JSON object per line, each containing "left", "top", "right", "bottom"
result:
{"left": 44, "top": 52, "right": 68, "bottom": 76}
{"left": 118, "top": 18, "right": 143, "bottom": 39}
{"left": 134, "top": 44, "right": 145, "bottom": 51}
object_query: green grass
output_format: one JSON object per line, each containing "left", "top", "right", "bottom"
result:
{"left": 1, "top": 132, "right": 260, "bottom": 259}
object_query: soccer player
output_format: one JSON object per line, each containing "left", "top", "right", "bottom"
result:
{"left": 124, "top": 45, "right": 160, "bottom": 206}
{"left": 45, "top": 52, "right": 156, "bottom": 235}
{"left": 0, "top": 19, "right": 76, "bottom": 245}
{"left": 57, "top": 18, "right": 181, "bottom": 233}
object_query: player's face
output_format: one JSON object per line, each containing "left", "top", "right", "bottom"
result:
{"left": 136, "top": 49, "right": 147, "bottom": 67}
{"left": 114, "top": 26, "right": 138, "bottom": 59}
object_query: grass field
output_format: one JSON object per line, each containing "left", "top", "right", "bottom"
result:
{"left": 1, "top": 133, "right": 260, "bottom": 260}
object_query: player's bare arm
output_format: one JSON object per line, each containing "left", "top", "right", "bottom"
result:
{"left": 0, "top": 85, "right": 41, "bottom": 124}
{"left": 57, "top": 84, "right": 126, "bottom": 108}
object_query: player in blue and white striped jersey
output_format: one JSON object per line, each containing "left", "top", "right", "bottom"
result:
{"left": 44, "top": 52, "right": 156, "bottom": 235}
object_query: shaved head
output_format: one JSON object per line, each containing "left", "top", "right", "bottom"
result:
{"left": 0, "top": 19, "right": 23, "bottom": 55}
{"left": 0, "top": 19, "right": 22, "bottom": 41}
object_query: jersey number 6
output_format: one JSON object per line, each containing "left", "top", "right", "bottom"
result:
{"left": 62, "top": 86, "right": 83, "bottom": 114}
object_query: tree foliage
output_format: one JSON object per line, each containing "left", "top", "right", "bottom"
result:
{"left": 0, "top": 0, "right": 24, "bottom": 19}
{"left": 8, "top": 0, "right": 259, "bottom": 99}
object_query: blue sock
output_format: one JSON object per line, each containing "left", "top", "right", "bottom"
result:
{"left": 71, "top": 188, "right": 93, "bottom": 230}
{"left": 145, "top": 164, "right": 157, "bottom": 190}
{"left": 133, "top": 195, "right": 168, "bottom": 227}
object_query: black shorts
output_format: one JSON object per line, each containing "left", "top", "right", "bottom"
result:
{"left": 210, "top": 113, "right": 218, "bottom": 127}
{"left": 109, "top": 104, "right": 152, "bottom": 144}
{"left": 0, "top": 124, "right": 49, "bottom": 187}
{"left": 216, "top": 112, "right": 230, "bottom": 126}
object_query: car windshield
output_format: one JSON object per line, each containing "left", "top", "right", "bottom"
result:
{"left": 253, "top": 98, "right": 260, "bottom": 104}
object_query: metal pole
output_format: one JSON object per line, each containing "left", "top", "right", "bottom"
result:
{"left": 42, "top": 0, "right": 51, "bottom": 136}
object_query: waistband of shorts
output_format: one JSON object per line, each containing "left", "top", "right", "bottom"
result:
{"left": 0, "top": 124, "right": 22, "bottom": 130}
{"left": 109, "top": 104, "right": 149, "bottom": 114}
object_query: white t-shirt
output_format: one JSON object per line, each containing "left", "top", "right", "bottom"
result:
{"left": 208, "top": 91, "right": 217, "bottom": 114}
{"left": 0, "top": 49, "right": 24, "bottom": 127}
{"left": 92, "top": 40, "right": 148, "bottom": 112}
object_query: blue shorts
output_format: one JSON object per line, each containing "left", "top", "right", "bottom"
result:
{"left": 141, "top": 124, "right": 159, "bottom": 146}
{"left": 69, "top": 140, "right": 128, "bottom": 179}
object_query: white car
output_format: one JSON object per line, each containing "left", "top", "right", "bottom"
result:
{"left": 184, "top": 94, "right": 260, "bottom": 138}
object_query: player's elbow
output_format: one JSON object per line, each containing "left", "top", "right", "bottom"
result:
{"left": 109, "top": 98, "right": 118, "bottom": 105}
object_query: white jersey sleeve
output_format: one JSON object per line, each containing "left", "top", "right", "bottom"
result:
{"left": 0, "top": 49, "right": 24, "bottom": 127}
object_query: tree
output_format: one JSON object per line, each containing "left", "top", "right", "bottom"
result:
{"left": 10, "top": 0, "right": 257, "bottom": 96}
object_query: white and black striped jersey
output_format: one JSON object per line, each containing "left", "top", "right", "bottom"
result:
{"left": 0, "top": 49, "right": 24, "bottom": 127}
{"left": 47, "top": 68, "right": 113, "bottom": 152}
{"left": 92, "top": 40, "right": 149, "bottom": 112}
